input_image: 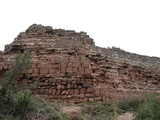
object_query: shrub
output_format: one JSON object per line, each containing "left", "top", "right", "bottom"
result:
{"left": 118, "top": 97, "right": 143, "bottom": 112}
{"left": 135, "top": 94, "right": 160, "bottom": 120}
{"left": 0, "top": 50, "right": 32, "bottom": 119}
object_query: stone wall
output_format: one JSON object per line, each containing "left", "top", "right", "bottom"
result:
{"left": 0, "top": 24, "right": 160, "bottom": 103}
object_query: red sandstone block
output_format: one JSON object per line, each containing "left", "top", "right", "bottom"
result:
{"left": 8, "top": 65, "right": 11, "bottom": 69}
{"left": 85, "top": 93, "right": 94, "bottom": 98}
{"left": 54, "top": 68, "right": 59, "bottom": 73}
{"left": 71, "top": 99, "right": 81, "bottom": 103}
{"left": 46, "top": 64, "right": 53, "bottom": 68}
{"left": 60, "top": 68, "right": 66, "bottom": 72}
{"left": 85, "top": 68, "right": 92, "bottom": 73}
{"left": 79, "top": 68, "right": 84, "bottom": 73}
{"left": 94, "top": 97, "right": 102, "bottom": 101}
{"left": 74, "top": 89, "right": 79, "bottom": 95}
{"left": 89, "top": 98, "right": 94, "bottom": 102}
{"left": 80, "top": 88, "right": 87, "bottom": 94}
{"left": 28, "top": 69, "right": 33, "bottom": 73}
{"left": 72, "top": 63, "right": 81, "bottom": 68}
{"left": 69, "top": 56, "right": 75, "bottom": 60}
{"left": 51, "top": 73, "right": 59, "bottom": 78}
{"left": 51, "top": 59, "right": 56, "bottom": 63}
{"left": 72, "top": 95, "right": 79, "bottom": 99}
{"left": 61, "top": 95, "right": 68, "bottom": 99}
{"left": 80, "top": 58, "right": 90, "bottom": 64}
{"left": 31, "top": 64, "right": 37, "bottom": 68}
{"left": 67, "top": 84, "right": 71, "bottom": 89}
{"left": 57, "top": 85, "right": 61, "bottom": 90}
{"left": 109, "top": 94, "right": 117, "bottom": 99}
{"left": 59, "top": 73, "right": 65, "bottom": 77}
{"left": 48, "top": 95, "right": 54, "bottom": 99}
{"left": 3, "top": 64, "right": 9, "bottom": 69}
{"left": 62, "top": 58, "right": 69, "bottom": 63}
{"left": 38, "top": 82, "right": 48, "bottom": 86}
{"left": 52, "top": 90, "right": 56, "bottom": 95}
{"left": 53, "top": 64, "right": 59, "bottom": 69}
{"left": 78, "top": 49, "right": 86, "bottom": 54}
{"left": 0, "top": 64, "right": 3, "bottom": 70}
{"left": 37, "top": 63, "right": 45, "bottom": 68}
{"left": 82, "top": 63, "right": 89, "bottom": 68}
{"left": 84, "top": 98, "right": 89, "bottom": 102}
{"left": 4, "top": 60, "right": 11, "bottom": 65}
{"left": 33, "top": 69, "right": 39, "bottom": 73}
{"left": 72, "top": 68, "right": 78, "bottom": 73}
{"left": 79, "top": 94, "right": 85, "bottom": 99}
{"left": 93, "top": 82, "right": 97, "bottom": 87}
{"left": 67, "top": 63, "right": 72, "bottom": 67}
{"left": 61, "top": 63, "right": 67, "bottom": 68}
{"left": 40, "top": 69, "right": 49, "bottom": 74}
{"left": 48, "top": 89, "right": 52, "bottom": 95}
{"left": 73, "top": 84, "right": 77, "bottom": 88}
{"left": 87, "top": 88, "right": 93, "bottom": 93}
{"left": 67, "top": 67, "right": 72, "bottom": 73}
{"left": 56, "top": 90, "right": 61, "bottom": 95}
{"left": 49, "top": 69, "right": 54, "bottom": 73}
{"left": 94, "top": 91, "right": 100, "bottom": 97}
{"left": 39, "top": 74, "right": 45, "bottom": 77}
{"left": 45, "top": 74, "right": 52, "bottom": 77}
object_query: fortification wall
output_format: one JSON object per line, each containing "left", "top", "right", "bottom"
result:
{"left": 0, "top": 24, "right": 160, "bottom": 103}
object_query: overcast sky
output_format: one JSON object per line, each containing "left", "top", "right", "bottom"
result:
{"left": 0, "top": 0, "right": 160, "bottom": 57}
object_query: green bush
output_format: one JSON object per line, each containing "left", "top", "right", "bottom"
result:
{"left": 13, "top": 92, "right": 35, "bottom": 117}
{"left": 118, "top": 97, "right": 143, "bottom": 112}
{"left": 135, "top": 94, "right": 160, "bottom": 120}
{"left": 0, "top": 50, "right": 32, "bottom": 119}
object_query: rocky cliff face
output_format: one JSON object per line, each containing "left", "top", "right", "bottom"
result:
{"left": 0, "top": 24, "right": 160, "bottom": 103}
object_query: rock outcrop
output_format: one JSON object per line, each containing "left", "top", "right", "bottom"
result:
{"left": 0, "top": 24, "right": 160, "bottom": 103}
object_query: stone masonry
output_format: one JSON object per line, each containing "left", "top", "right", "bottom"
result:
{"left": 0, "top": 24, "right": 160, "bottom": 103}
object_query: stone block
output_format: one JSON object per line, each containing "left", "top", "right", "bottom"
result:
{"left": 67, "top": 63, "right": 72, "bottom": 67}
{"left": 61, "top": 63, "right": 67, "bottom": 68}
{"left": 85, "top": 93, "right": 94, "bottom": 98}
{"left": 31, "top": 64, "right": 37, "bottom": 68}
{"left": 72, "top": 68, "right": 78, "bottom": 73}
{"left": 51, "top": 73, "right": 59, "bottom": 78}
{"left": 89, "top": 98, "right": 94, "bottom": 102}
{"left": 82, "top": 63, "right": 89, "bottom": 68}
{"left": 33, "top": 69, "right": 39, "bottom": 74}
{"left": 72, "top": 63, "right": 81, "bottom": 68}
{"left": 78, "top": 68, "right": 84, "bottom": 73}
{"left": 74, "top": 89, "right": 79, "bottom": 95}
{"left": 80, "top": 88, "right": 86, "bottom": 94}
{"left": 85, "top": 68, "right": 92, "bottom": 73}
{"left": 94, "top": 97, "right": 102, "bottom": 101}
{"left": 46, "top": 64, "right": 53, "bottom": 68}
{"left": 67, "top": 67, "right": 72, "bottom": 73}
{"left": 94, "top": 91, "right": 100, "bottom": 97}
{"left": 37, "top": 63, "right": 45, "bottom": 68}
{"left": 28, "top": 68, "right": 33, "bottom": 73}
{"left": 40, "top": 69, "right": 49, "bottom": 74}
{"left": 49, "top": 69, "right": 54, "bottom": 73}
{"left": 79, "top": 94, "right": 85, "bottom": 99}
{"left": 87, "top": 88, "right": 93, "bottom": 93}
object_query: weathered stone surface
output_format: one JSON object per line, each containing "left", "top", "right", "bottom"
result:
{"left": 0, "top": 24, "right": 160, "bottom": 103}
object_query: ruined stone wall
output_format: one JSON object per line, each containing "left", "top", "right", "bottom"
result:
{"left": 0, "top": 24, "right": 160, "bottom": 103}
